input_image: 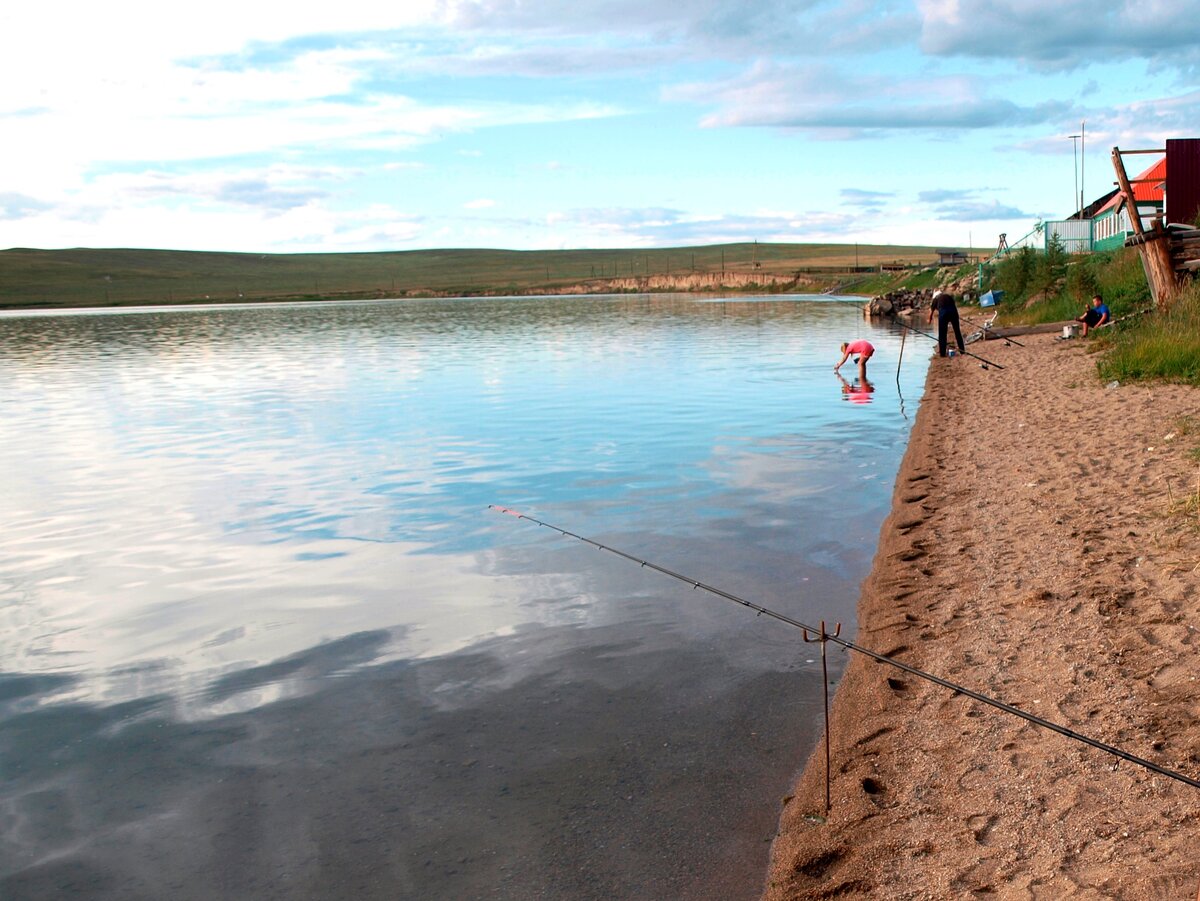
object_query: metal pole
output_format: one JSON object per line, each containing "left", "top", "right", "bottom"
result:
{"left": 1081, "top": 120, "right": 1086, "bottom": 216}
{"left": 488, "top": 506, "right": 1200, "bottom": 793}
{"left": 1069, "top": 134, "right": 1080, "bottom": 215}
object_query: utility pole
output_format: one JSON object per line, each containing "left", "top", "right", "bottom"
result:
{"left": 1069, "top": 133, "right": 1081, "bottom": 215}
{"left": 1080, "top": 120, "right": 1086, "bottom": 216}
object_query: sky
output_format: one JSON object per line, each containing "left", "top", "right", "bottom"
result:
{"left": 2, "top": 1, "right": 1199, "bottom": 254}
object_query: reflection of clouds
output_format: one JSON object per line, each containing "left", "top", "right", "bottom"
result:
{"left": 0, "top": 619, "right": 830, "bottom": 900}
{"left": 1, "top": 298, "right": 929, "bottom": 722}
{"left": 0, "top": 523, "right": 593, "bottom": 717}
{"left": 708, "top": 441, "right": 848, "bottom": 502}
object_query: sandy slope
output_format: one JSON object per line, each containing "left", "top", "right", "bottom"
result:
{"left": 764, "top": 333, "right": 1200, "bottom": 900}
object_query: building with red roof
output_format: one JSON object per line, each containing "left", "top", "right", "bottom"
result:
{"left": 1093, "top": 157, "right": 1166, "bottom": 251}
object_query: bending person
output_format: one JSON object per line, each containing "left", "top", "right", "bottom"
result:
{"left": 928, "top": 290, "right": 964, "bottom": 357}
{"left": 835, "top": 339, "right": 874, "bottom": 380}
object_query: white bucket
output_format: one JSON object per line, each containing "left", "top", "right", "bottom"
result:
{"left": 1063, "top": 323, "right": 1079, "bottom": 339}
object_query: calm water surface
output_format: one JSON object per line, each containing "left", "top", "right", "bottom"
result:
{"left": 0, "top": 294, "right": 928, "bottom": 900}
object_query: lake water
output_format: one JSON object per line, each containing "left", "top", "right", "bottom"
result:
{"left": 0, "top": 294, "right": 928, "bottom": 900}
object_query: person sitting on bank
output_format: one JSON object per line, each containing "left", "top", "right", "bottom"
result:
{"left": 1075, "top": 295, "right": 1110, "bottom": 336}
{"left": 927, "top": 290, "right": 964, "bottom": 357}
{"left": 835, "top": 339, "right": 874, "bottom": 380}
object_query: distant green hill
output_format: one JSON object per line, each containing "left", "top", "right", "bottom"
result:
{"left": 0, "top": 243, "right": 964, "bottom": 308}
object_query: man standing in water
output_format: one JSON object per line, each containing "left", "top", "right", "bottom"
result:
{"left": 834, "top": 339, "right": 874, "bottom": 381}
{"left": 928, "top": 290, "right": 964, "bottom": 358}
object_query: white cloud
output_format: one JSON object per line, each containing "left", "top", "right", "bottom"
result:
{"left": 0, "top": 0, "right": 1194, "bottom": 253}
{"left": 917, "top": 0, "right": 1200, "bottom": 69}
{"left": 677, "top": 60, "right": 1069, "bottom": 134}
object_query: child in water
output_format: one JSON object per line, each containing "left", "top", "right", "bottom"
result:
{"left": 835, "top": 339, "right": 874, "bottom": 381}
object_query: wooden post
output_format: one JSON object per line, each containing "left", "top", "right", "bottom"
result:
{"left": 1112, "top": 146, "right": 1179, "bottom": 313}
{"left": 1112, "top": 147, "right": 1146, "bottom": 238}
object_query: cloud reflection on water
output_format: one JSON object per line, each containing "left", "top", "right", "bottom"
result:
{"left": 0, "top": 295, "right": 928, "bottom": 899}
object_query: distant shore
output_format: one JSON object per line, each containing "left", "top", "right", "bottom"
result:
{"left": 764, "top": 334, "right": 1200, "bottom": 899}
{"left": 0, "top": 278, "right": 861, "bottom": 311}
{"left": 0, "top": 243, "right": 960, "bottom": 309}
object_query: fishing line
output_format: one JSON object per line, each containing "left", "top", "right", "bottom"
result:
{"left": 821, "top": 298, "right": 1005, "bottom": 370}
{"left": 487, "top": 506, "right": 1200, "bottom": 793}
{"left": 885, "top": 315, "right": 1005, "bottom": 369}
{"left": 957, "top": 310, "right": 1025, "bottom": 347}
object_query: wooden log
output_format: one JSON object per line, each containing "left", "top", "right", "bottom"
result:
{"left": 980, "top": 321, "right": 1074, "bottom": 339}
{"left": 1115, "top": 148, "right": 1181, "bottom": 312}
{"left": 1147, "top": 222, "right": 1182, "bottom": 313}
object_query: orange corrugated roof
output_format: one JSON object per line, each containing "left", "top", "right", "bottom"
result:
{"left": 1131, "top": 157, "right": 1166, "bottom": 201}
{"left": 1096, "top": 156, "right": 1166, "bottom": 215}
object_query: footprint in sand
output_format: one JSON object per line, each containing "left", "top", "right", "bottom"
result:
{"left": 854, "top": 726, "right": 894, "bottom": 748}
{"left": 967, "top": 813, "right": 999, "bottom": 845}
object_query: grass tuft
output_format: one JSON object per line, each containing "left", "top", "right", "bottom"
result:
{"left": 1097, "top": 284, "right": 1200, "bottom": 385}
{"left": 1166, "top": 468, "right": 1200, "bottom": 531}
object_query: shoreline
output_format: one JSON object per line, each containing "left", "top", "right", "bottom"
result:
{"left": 0, "top": 284, "right": 871, "bottom": 313}
{"left": 764, "top": 334, "right": 1200, "bottom": 899}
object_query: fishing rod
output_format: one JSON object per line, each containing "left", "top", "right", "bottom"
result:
{"left": 889, "top": 315, "right": 1005, "bottom": 370}
{"left": 957, "top": 311, "right": 1025, "bottom": 347}
{"left": 488, "top": 505, "right": 1200, "bottom": 793}
{"left": 822, "top": 297, "right": 1005, "bottom": 369}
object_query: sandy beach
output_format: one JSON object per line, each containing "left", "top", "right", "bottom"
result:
{"left": 764, "top": 333, "right": 1200, "bottom": 899}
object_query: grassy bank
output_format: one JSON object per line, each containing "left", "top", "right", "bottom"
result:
{"left": 0, "top": 243, "right": 957, "bottom": 309}
{"left": 1096, "top": 283, "right": 1200, "bottom": 383}
{"left": 983, "top": 243, "right": 1200, "bottom": 385}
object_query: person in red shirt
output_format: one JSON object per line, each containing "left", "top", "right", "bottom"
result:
{"left": 835, "top": 339, "right": 874, "bottom": 380}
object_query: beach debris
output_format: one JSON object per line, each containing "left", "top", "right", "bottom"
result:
{"left": 1106, "top": 380, "right": 1120, "bottom": 389}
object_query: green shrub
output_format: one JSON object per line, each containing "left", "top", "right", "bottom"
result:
{"left": 1031, "top": 234, "right": 1069, "bottom": 297}
{"left": 1094, "top": 247, "right": 1152, "bottom": 310}
{"left": 1065, "top": 256, "right": 1100, "bottom": 302}
{"left": 993, "top": 246, "right": 1035, "bottom": 299}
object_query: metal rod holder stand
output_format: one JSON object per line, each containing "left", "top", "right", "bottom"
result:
{"left": 803, "top": 620, "right": 842, "bottom": 813}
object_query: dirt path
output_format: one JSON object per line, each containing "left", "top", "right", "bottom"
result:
{"left": 764, "top": 333, "right": 1200, "bottom": 900}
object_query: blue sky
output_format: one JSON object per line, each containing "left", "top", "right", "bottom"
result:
{"left": 2, "top": 1, "right": 1198, "bottom": 253}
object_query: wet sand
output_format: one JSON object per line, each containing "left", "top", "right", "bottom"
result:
{"left": 765, "top": 334, "right": 1200, "bottom": 899}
